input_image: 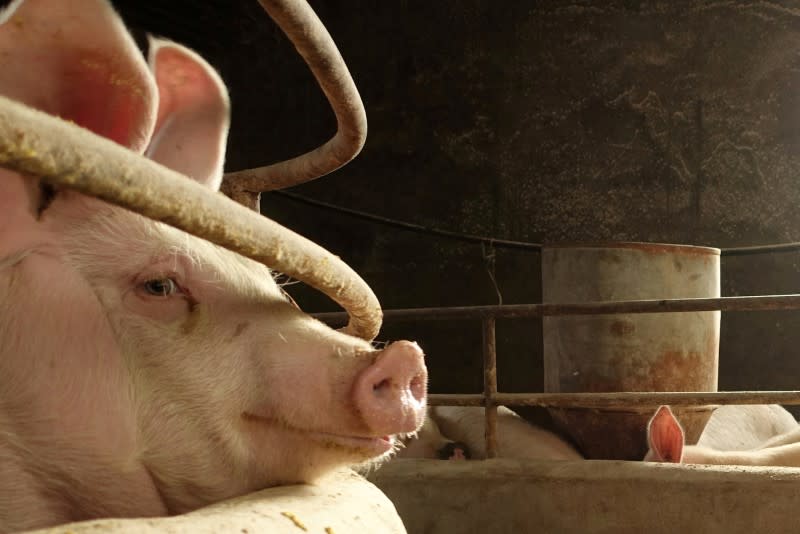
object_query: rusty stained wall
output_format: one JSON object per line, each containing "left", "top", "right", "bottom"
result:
{"left": 109, "top": 1, "right": 800, "bottom": 413}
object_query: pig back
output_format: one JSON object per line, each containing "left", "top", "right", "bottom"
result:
{"left": 431, "top": 406, "right": 583, "bottom": 460}
{"left": 697, "top": 405, "right": 798, "bottom": 451}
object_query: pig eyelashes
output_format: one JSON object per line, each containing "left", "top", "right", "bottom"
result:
{"left": 135, "top": 275, "right": 192, "bottom": 303}
{"left": 133, "top": 275, "right": 200, "bottom": 319}
{"left": 141, "top": 277, "right": 182, "bottom": 298}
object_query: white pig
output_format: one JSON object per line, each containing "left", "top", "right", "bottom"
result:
{"left": 428, "top": 406, "right": 583, "bottom": 460}
{"left": 395, "top": 408, "right": 470, "bottom": 460}
{"left": 695, "top": 404, "right": 798, "bottom": 451}
{"left": 645, "top": 405, "right": 800, "bottom": 466}
{"left": 0, "top": 1, "right": 427, "bottom": 532}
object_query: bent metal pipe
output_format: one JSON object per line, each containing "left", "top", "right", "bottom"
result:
{"left": 0, "top": 95, "right": 382, "bottom": 341}
{"left": 221, "top": 0, "right": 368, "bottom": 208}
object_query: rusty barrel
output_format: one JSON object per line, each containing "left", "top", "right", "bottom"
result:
{"left": 542, "top": 242, "right": 720, "bottom": 460}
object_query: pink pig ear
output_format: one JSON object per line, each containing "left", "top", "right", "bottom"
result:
{"left": 0, "top": 0, "right": 157, "bottom": 259}
{"left": 145, "top": 37, "right": 230, "bottom": 191}
{"left": 646, "top": 405, "right": 685, "bottom": 463}
{"left": 0, "top": 0, "right": 157, "bottom": 152}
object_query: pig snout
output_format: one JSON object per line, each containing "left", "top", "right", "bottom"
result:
{"left": 353, "top": 340, "right": 428, "bottom": 436}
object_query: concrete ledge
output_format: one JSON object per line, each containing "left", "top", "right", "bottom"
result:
{"left": 370, "top": 459, "right": 800, "bottom": 534}
{"left": 25, "top": 469, "right": 406, "bottom": 534}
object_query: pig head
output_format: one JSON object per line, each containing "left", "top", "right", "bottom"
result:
{"left": 0, "top": 0, "right": 427, "bottom": 531}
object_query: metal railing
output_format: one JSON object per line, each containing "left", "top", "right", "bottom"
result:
{"left": 313, "top": 294, "right": 800, "bottom": 458}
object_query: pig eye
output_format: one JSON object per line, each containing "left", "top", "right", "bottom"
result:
{"left": 142, "top": 278, "right": 180, "bottom": 297}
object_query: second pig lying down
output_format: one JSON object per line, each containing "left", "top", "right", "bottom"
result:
{"left": 400, "top": 403, "right": 800, "bottom": 464}
{"left": 397, "top": 406, "right": 583, "bottom": 460}
{"left": 646, "top": 404, "right": 800, "bottom": 465}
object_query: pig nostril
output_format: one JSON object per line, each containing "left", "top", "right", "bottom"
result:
{"left": 373, "top": 378, "right": 391, "bottom": 393}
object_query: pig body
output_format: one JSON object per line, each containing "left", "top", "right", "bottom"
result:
{"left": 395, "top": 409, "right": 470, "bottom": 460}
{"left": 429, "top": 406, "right": 583, "bottom": 460}
{"left": 696, "top": 404, "right": 798, "bottom": 451}
{"left": 646, "top": 405, "right": 800, "bottom": 466}
{"left": 0, "top": 1, "right": 427, "bottom": 532}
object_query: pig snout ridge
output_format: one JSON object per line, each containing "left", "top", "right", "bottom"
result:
{"left": 353, "top": 340, "right": 428, "bottom": 436}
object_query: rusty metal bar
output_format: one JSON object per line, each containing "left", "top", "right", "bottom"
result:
{"left": 482, "top": 318, "right": 498, "bottom": 458}
{"left": 0, "top": 96, "right": 382, "bottom": 340}
{"left": 311, "top": 294, "right": 800, "bottom": 326}
{"left": 221, "top": 0, "right": 367, "bottom": 200}
{"left": 428, "top": 391, "right": 800, "bottom": 408}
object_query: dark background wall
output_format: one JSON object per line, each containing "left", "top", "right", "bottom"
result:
{"left": 107, "top": 1, "right": 800, "bottom": 404}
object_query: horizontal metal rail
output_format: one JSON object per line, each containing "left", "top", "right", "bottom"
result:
{"left": 429, "top": 391, "right": 800, "bottom": 409}
{"left": 331, "top": 298, "right": 800, "bottom": 459}
{"left": 312, "top": 294, "right": 800, "bottom": 325}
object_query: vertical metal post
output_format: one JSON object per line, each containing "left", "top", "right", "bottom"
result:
{"left": 482, "top": 317, "right": 498, "bottom": 458}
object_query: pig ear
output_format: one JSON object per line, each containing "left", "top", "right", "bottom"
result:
{"left": 646, "top": 405, "right": 684, "bottom": 463}
{"left": 0, "top": 0, "right": 157, "bottom": 256}
{"left": 145, "top": 37, "right": 230, "bottom": 191}
{"left": 0, "top": 0, "right": 157, "bottom": 152}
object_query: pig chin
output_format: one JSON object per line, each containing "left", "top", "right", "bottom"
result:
{"left": 242, "top": 412, "right": 397, "bottom": 469}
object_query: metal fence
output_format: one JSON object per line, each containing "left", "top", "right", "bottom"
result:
{"left": 314, "top": 294, "right": 800, "bottom": 458}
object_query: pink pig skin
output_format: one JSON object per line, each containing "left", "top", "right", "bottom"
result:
{"left": 0, "top": 1, "right": 428, "bottom": 531}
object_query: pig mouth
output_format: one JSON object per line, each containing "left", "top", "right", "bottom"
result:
{"left": 242, "top": 413, "right": 394, "bottom": 456}
{"left": 308, "top": 431, "right": 395, "bottom": 456}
